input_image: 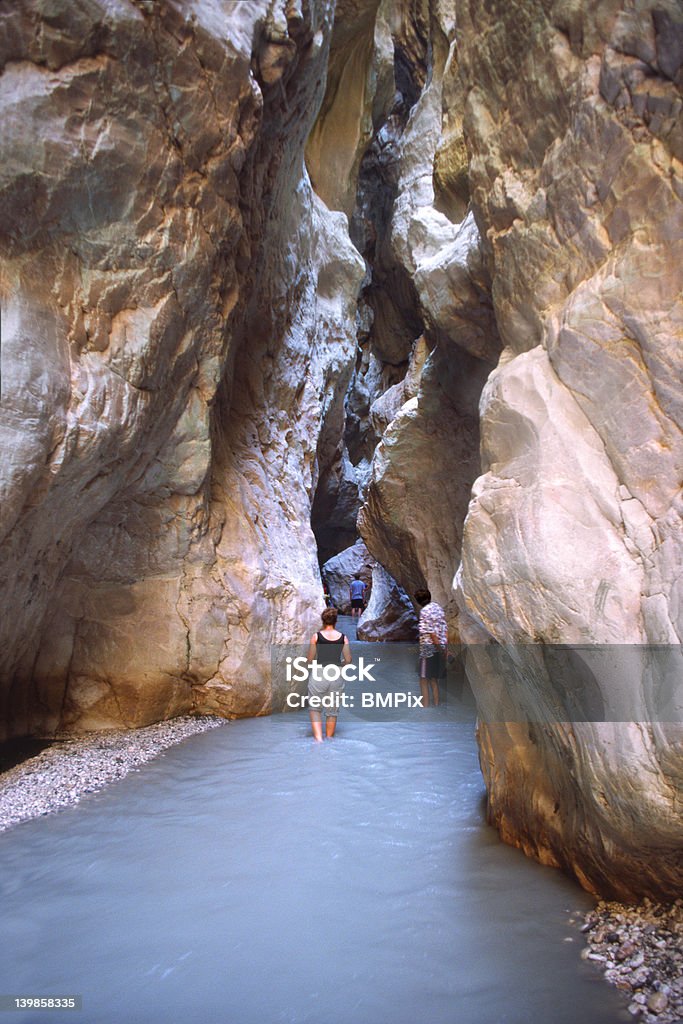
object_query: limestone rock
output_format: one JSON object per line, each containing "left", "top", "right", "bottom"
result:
{"left": 355, "top": 3, "right": 500, "bottom": 641}
{"left": 359, "top": 349, "right": 484, "bottom": 633}
{"left": 311, "top": 447, "right": 367, "bottom": 564}
{"left": 389, "top": 31, "right": 500, "bottom": 365}
{"left": 369, "top": 335, "right": 427, "bottom": 435}
{"left": 357, "top": 563, "right": 418, "bottom": 641}
{"left": 3, "top": 0, "right": 683, "bottom": 909}
{"left": 433, "top": 38, "right": 470, "bottom": 223}
{"left": 321, "top": 539, "right": 374, "bottom": 614}
{"left": 455, "top": 0, "right": 683, "bottom": 898}
{"left": 0, "top": 0, "right": 364, "bottom": 736}
{"left": 458, "top": 346, "right": 644, "bottom": 648}
{"left": 305, "top": 0, "right": 395, "bottom": 218}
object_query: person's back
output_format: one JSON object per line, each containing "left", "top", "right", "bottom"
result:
{"left": 349, "top": 576, "right": 367, "bottom": 618}
{"left": 418, "top": 601, "right": 448, "bottom": 657}
{"left": 415, "top": 589, "right": 447, "bottom": 707}
{"left": 314, "top": 629, "right": 345, "bottom": 666}
{"left": 307, "top": 608, "right": 352, "bottom": 741}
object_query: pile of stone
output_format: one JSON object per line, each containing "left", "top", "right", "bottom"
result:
{"left": 0, "top": 716, "right": 225, "bottom": 833}
{"left": 581, "top": 899, "right": 683, "bottom": 1021}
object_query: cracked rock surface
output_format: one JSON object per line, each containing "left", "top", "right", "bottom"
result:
{"left": 0, "top": 0, "right": 363, "bottom": 735}
{"left": 454, "top": 0, "right": 683, "bottom": 897}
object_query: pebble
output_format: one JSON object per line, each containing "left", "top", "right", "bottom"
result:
{"left": 0, "top": 716, "right": 226, "bottom": 832}
{"left": 648, "top": 993, "right": 669, "bottom": 1014}
{"left": 580, "top": 899, "right": 683, "bottom": 1023}
{"left": 618, "top": 941, "right": 638, "bottom": 961}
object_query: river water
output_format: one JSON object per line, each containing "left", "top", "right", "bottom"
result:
{"left": 0, "top": 621, "right": 629, "bottom": 1024}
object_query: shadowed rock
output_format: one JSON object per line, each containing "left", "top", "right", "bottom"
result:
{"left": 357, "top": 564, "right": 418, "bottom": 641}
{"left": 0, "top": 0, "right": 364, "bottom": 735}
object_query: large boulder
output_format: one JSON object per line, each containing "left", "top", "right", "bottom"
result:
{"left": 357, "top": 564, "right": 418, "bottom": 641}
{"left": 321, "top": 539, "right": 374, "bottom": 614}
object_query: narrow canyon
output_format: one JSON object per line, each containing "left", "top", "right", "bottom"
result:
{"left": 0, "top": 0, "right": 681, "bottom": 902}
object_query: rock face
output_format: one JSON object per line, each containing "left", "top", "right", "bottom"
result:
{"left": 1, "top": 0, "right": 682, "bottom": 903}
{"left": 321, "top": 538, "right": 414, "bottom": 631}
{"left": 0, "top": 0, "right": 363, "bottom": 736}
{"left": 354, "top": 6, "right": 501, "bottom": 635}
{"left": 454, "top": 0, "right": 683, "bottom": 898}
{"left": 307, "top": 0, "right": 498, "bottom": 599}
{"left": 307, "top": 0, "right": 408, "bottom": 567}
{"left": 321, "top": 539, "right": 374, "bottom": 614}
{"left": 313, "top": 0, "right": 683, "bottom": 898}
{"left": 357, "top": 564, "right": 418, "bottom": 641}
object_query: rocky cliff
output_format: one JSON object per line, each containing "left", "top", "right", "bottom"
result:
{"left": 453, "top": 0, "right": 683, "bottom": 899}
{"left": 309, "top": 0, "right": 683, "bottom": 897}
{"left": 307, "top": 0, "right": 500, "bottom": 627}
{"left": 0, "top": 0, "right": 363, "bottom": 734}
{"left": 0, "top": 0, "right": 681, "bottom": 899}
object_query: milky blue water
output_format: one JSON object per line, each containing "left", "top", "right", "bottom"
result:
{"left": 0, "top": 622, "right": 629, "bottom": 1024}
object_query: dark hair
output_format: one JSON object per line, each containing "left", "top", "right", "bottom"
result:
{"left": 415, "top": 589, "right": 431, "bottom": 607}
{"left": 321, "top": 607, "right": 338, "bottom": 626}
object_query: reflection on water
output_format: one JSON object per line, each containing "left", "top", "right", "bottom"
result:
{"left": 0, "top": 622, "right": 629, "bottom": 1024}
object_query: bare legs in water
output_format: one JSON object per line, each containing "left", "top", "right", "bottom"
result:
{"left": 419, "top": 678, "right": 440, "bottom": 707}
{"left": 310, "top": 713, "right": 323, "bottom": 742}
{"left": 309, "top": 712, "right": 338, "bottom": 742}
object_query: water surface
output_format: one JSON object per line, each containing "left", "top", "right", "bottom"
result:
{"left": 0, "top": 624, "right": 629, "bottom": 1023}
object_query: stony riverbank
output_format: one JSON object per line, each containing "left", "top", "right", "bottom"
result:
{"left": 0, "top": 716, "right": 226, "bottom": 833}
{"left": 580, "top": 900, "right": 683, "bottom": 1022}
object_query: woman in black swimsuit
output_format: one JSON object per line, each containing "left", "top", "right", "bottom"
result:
{"left": 306, "top": 607, "right": 352, "bottom": 742}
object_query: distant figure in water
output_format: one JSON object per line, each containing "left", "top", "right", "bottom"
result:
{"left": 349, "top": 575, "right": 367, "bottom": 618}
{"left": 307, "top": 607, "right": 352, "bottom": 742}
{"left": 415, "top": 589, "right": 448, "bottom": 707}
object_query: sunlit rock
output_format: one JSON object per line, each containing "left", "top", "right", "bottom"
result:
{"left": 455, "top": 0, "right": 683, "bottom": 898}
{"left": 0, "top": 0, "right": 363, "bottom": 735}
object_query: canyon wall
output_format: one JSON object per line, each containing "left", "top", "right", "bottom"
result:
{"left": 314, "top": 0, "right": 683, "bottom": 897}
{"left": 307, "top": 0, "right": 500, "bottom": 628}
{"left": 0, "top": 0, "right": 681, "bottom": 899}
{"left": 452, "top": 0, "right": 683, "bottom": 898}
{"left": 0, "top": 0, "right": 363, "bottom": 735}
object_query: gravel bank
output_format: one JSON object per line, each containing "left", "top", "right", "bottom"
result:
{"left": 580, "top": 899, "right": 683, "bottom": 1022}
{"left": 0, "top": 715, "right": 226, "bottom": 833}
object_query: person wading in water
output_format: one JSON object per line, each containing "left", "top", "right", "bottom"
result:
{"left": 307, "top": 608, "right": 352, "bottom": 742}
{"left": 415, "top": 589, "right": 448, "bottom": 707}
{"left": 349, "top": 575, "right": 367, "bottom": 618}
